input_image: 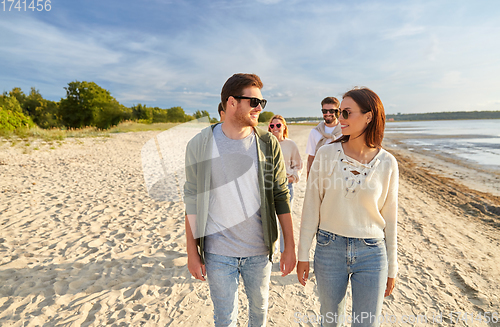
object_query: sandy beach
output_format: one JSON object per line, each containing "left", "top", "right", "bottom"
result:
{"left": 1, "top": 124, "right": 499, "bottom": 326}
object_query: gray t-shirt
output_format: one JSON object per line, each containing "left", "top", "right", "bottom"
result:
{"left": 204, "top": 124, "right": 267, "bottom": 257}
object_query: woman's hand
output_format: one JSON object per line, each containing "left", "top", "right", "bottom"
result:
{"left": 288, "top": 176, "right": 294, "bottom": 184}
{"left": 297, "top": 261, "right": 310, "bottom": 286}
{"left": 385, "top": 277, "right": 395, "bottom": 297}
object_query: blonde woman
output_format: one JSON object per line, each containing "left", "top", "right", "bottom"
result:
{"left": 268, "top": 115, "right": 303, "bottom": 252}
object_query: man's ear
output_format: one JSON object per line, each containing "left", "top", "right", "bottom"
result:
{"left": 226, "top": 96, "right": 236, "bottom": 111}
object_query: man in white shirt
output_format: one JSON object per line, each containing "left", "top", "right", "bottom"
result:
{"left": 305, "top": 97, "right": 342, "bottom": 177}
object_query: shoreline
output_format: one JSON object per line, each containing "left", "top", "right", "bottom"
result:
{"left": 386, "top": 144, "right": 500, "bottom": 226}
{"left": 383, "top": 132, "right": 500, "bottom": 197}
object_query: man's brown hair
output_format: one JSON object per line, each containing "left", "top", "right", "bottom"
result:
{"left": 221, "top": 73, "right": 263, "bottom": 111}
{"left": 320, "top": 96, "right": 340, "bottom": 108}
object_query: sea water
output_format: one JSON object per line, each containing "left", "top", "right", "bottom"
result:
{"left": 385, "top": 119, "right": 500, "bottom": 168}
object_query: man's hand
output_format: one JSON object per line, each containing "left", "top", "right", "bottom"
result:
{"left": 185, "top": 215, "right": 205, "bottom": 281}
{"left": 280, "top": 247, "right": 296, "bottom": 277}
{"left": 276, "top": 212, "right": 295, "bottom": 277}
{"left": 296, "top": 261, "right": 309, "bottom": 286}
{"left": 187, "top": 252, "right": 206, "bottom": 281}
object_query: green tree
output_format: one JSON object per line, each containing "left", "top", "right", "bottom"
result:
{"left": 120, "top": 105, "right": 134, "bottom": 122}
{"left": 8, "top": 87, "right": 26, "bottom": 108}
{"left": 0, "top": 94, "right": 22, "bottom": 112}
{"left": 33, "top": 99, "right": 61, "bottom": 128}
{"left": 131, "top": 103, "right": 153, "bottom": 123}
{"left": 59, "top": 81, "right": 124, "bottom": 129}
{"left": 0, "top": 95, "right": 34, "bottom": 131}
{"left": 152, "top": 107, "right": 169, "bottom": 123}
{"left": 193, "top": 110, "right": 219, "bottom": 123}
{"left": 168, "top": 106, "right": 191, "bottom": 122}
{"left": 94, "top": 101, "right": 124, "bottom": 129}
{"left": 14, "top": 87, "right": 63, "bottom": 128}
{"left": 22, "top": 87, "right": 43, "bottom": 116}
{"left": 193, "top": 110, "right": 210, "bottom": 120}
{"left": 258, "top": 111, "right": 275, "bottom": 123}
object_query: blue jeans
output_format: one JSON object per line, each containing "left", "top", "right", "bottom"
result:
{"left": 278, "top": 183, "right": 294, "bottom": 253}
{"left": 314, "top": 230, "right": 388, "bottom": 327}
{"left": 204, "top": 252, "right": 272, "bottom": 327}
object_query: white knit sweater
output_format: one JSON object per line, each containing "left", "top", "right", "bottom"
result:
{"left": 298, "top": 142, "right": 399, "bottom": 278}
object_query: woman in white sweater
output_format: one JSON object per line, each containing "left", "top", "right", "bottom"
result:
{"left": 268, "top": 115, "right": 303, "bottom": 252}
{"left": 297, "top": 88, "right": 398, "bottom": 327}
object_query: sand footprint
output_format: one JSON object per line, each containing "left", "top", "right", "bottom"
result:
{"left": 53, "top": 281, "right": 68, "bottom": 296}
{"left": 87, "top": 238, "right": 104, "bottom": 248}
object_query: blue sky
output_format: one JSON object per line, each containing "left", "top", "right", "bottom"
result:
{"left": 1, "top": 0, "right": 499, "bottom": 118}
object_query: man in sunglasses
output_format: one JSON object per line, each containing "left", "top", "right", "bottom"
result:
{"left": 184, "top": 73, "right": 295, "bottom": 326}
{"left": 305, "top": 96, "right": 342, "bottom": 177}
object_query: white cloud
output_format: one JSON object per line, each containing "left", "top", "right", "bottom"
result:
{"left": 383, "top": 24, "right": 426, "bottom": 39}
{"left": 0, "top": 18, "right": 121, "bottom": 69}
{"left": 255, "top": 0, "right": 283, "bottom": 3}
{"left": 442, "top": 71, "right": 465, "bottom": 85}
{"left": 430, "top": 71, "right": 466, "bottom": 89}
{"left": 426, "top": 34, "right": 440, "bottom": 61}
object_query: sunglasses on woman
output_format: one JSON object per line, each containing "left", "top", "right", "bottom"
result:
{"left": 339, "top": 110, "right": 352, "bottom": 119}
{"left": 232, "top": 96, "right": 267, "bottom": 109}
{"left": 269, "top": 123, "right": 282, "bottom": 129}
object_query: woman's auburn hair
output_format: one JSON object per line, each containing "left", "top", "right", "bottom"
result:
{"left": 267, "top": 114, "right": 288, "bottom": 139}
{"left": 335, "top": 87, "right": 385, "bottom": 148}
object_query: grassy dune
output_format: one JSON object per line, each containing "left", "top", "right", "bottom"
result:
{"left": 0, "top": 121, "right": 180, "bottom": 142}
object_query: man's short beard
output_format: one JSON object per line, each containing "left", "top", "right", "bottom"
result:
{"left": 324, "top": 116, "right": 334, "bottom": 124}
{"left": 235, "top": 105, "right": 259, "bottom": 127}
{"left": 247, "top": 118, "right": 259, "bottom": 127}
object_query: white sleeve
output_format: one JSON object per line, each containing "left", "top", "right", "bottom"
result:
{"left": 305, "top": 130, "right": 319, "bottom": 157}
{"left": 289, "top": 140, "right": 303, "bottom": 183}
{"left": 297, "top": 153, "right": 322, "bottom": 261}
{"left": 380, "top": 156, "right": 399, "bottom": 278}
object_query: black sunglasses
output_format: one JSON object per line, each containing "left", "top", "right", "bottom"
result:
{"left": 321, "top": 108, "right": 340, "bottom": 116}
{"left": 232, "top": 96, "right": 267, "bottom": 109}
{"left": 269, "top": 123, "right": 282, "bottom": 129}
{"left": 339, "top": 110, "right": 350, "bottom": 119}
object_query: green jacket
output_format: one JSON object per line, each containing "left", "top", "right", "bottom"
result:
{"left": 184, "top": 123, "right": 290, "bottom": 263}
